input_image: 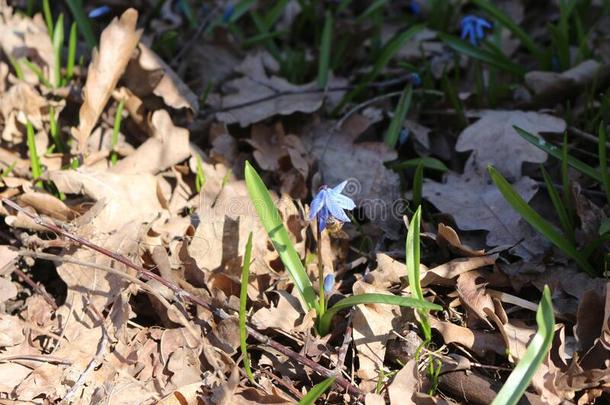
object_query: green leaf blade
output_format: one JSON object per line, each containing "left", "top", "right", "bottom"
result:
{"left": 298, "top": 376, "right": 337, "bottom": 405}
{"left": 240, "top": 232, "right": 255, "bottom": 384}
{"left": 244, "top": 162, "right": 317, "bottom": 311}
{"left": 492, "top": 286, "right": 555, "bottom": 405}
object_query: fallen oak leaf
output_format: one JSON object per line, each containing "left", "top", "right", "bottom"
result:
{"left": 72, "top": 9, "right": 142, "bottom": 153}
{"left": 456, "top": 110, "right": 565, "bottom": 180}
{"left": 456, "top": 271, "right": 494, "bottom": 329}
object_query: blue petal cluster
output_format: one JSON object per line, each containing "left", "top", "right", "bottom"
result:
{"left": 323, "top": 274, "right": 335, "bottom": 294}
{"left": 309, "top": 181, "right": 356, "bottom": 231}
{"left": 460, "top": 15, "right": 492, "bottom": 46}
{"left": 88, "top": 5, "right": 111, "bottom": 19}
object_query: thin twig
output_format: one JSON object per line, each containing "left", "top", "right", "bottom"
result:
{"left": 0, "top": 354, "right": 71, "bottom": 366}
{"left": 336, "top": 313, "right": 352, "bottom": 372}
{"left": 4, "top": 198, "right": 363, "bottom": 398}
{"left": 13, "top": 266, "right": 58, "bottom": 310}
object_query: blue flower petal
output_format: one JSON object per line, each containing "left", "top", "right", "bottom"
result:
{"left": 88, "top": 5, "right": 111, "bottom": 18}
{"left": 318, "top": 206, "right": 329, "bottom": 231}
{"left": 332, "top": 180, "right": 348, "bottom": 194}
{"left": 329, "top": 191, "right": 356, "bottom": 210}
{"left": 309, "top": 190, "right": 326, "bottom": 220}
{"left": 325, "top": 194, "right": 351, "bottom": 223}
{"left": 323, "top": 274, "right": 335, "bottom": 293}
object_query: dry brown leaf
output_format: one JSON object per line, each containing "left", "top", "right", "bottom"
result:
{"left": 0, "top": 3, "right": 54, "bottom": 86}
{"left": 436, "top": 223, "right": 485, "bottom": 257}
{"left": 424, "top": 157, "right": 549, "bottom": 259}
{"left": 251, "top": 290, "right": 303, "bottom": 331}
{"left": 456, "top": 110, "right": 566, "bottom": 179}
{"left": 0, "top": 276, "right": 16, "bottom": 303}
{"left": 421, "top": 254, "right": 497, "bottom": 287}
{"left": 17, "top": 191, "right": 75, "bottom": 221}
{"left": 111, "top": 109, "right": 190, "bottom": 174}
{"left": 365, "top": 393, "right": 386, "bottom": 405}
{"left": 303, "top": 117, "right": 402, "bottom": 237}
{"left": 0, "top": 314, "right": 24, "bottom": 346}
{"left": 1, "top": 82, "right": 49, "bottom": 141}
{"left": 14, "top": 363, "right": 61, "bottom": 400}
{"left": 352, "top": 280, "right": 398, "bottom": 391}
{"left": 525, "top": 60, "right": 610, "bottom": 106}
{"left": 211, "top": 52, "right": 344, "bottom": 126}
{"left": 72, "top": 9, "right": 142, "bottom": 152}
{"left": 388, "top": 359, "right": 418, "bottom": 405}
{"left": 456, "top": 271, "right": 494, "bottom": 328}
{"left": 429, "top": 317, "right": 505, "bottom": 357}
{"left": 124, "top": 43, "right": 199, "bottom": 113}
{"left": 247, "top": 122, "right": 309, "bottom": 198}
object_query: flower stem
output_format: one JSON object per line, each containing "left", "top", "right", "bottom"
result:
{"left": 317, "top": 223, "right": 325, "bottom": 317}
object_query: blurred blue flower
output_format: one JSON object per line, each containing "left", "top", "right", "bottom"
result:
{"left": 323, "top": 274, "right": 335, "bottom": 294}
{"left": 88, "top": 5, "right": 111, "bottom": 19}
{"left": 460, "top": 15, "right": 492, "bottom": 46}
{"left": 309, "top": 180, "right": 356, "bottom": 231}
{"left": 407, "top": 1, "right": 421, "bottom": 16}
{"left": 222, "top": 4, "right": 235, "bottom": 23}
{"left": 399, "top": 128, "right": 410, "bottom": 146}
{"left": 409, "top": 72, "right": 422, "bottom": 88}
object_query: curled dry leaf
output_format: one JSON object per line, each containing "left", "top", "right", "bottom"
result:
{"left": 251, "top": 290, "right": 303, "bottom": 331}
{"left": 72, "top": 8, "right": 142, "bottom": 152}
{"left": 437, "top": 223, "right": 485, "bottom": 257}
{"left": 429, "top": 317, "right": 505, "bottom": 357}
{"left": 456, "top": 271, "right": 494, "bottom": 329}
{"left": 456, "top": 110, "right": 566, "bottom": 180}
{"left": 124, "top": 44, "right": 199, "bottom": 113}
{"left": 525, "top": 60, "right": 610, "bottom": 106}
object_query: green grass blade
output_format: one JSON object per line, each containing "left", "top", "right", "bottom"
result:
{"left": 540, "top": 165, "right": 573, "bottom": 242}
{"left": 471, "top": 0, "right": 544, "bottom": 63}
{"left": 412, "top": 164, "right": 424, "bottom": 210}
{"left": 491, "top": 286, "right": 555, "bottom": 405}
{"left": 52, "top": 13, "right": 64, "bottom": 88}
{"left": 438, "top": 33, "right": 525, "bottom": 76}
{"left": 389, "top": 157, "right": 448, "bottom": 172}
{"left": 384, "top": 85, "right": 412, "bottom": 148}
{"left": 66, "top": 22, "right": 77, "bottom": 82}
{"left": 513, "top": 126, "right": 602, "bottom": 182}
{"left": 195, "top": 154, "right": 206, "bottom": 193}
{"left": 244, "top": 162, "right": 317, "bottom": 311}
{"left": 488, "top": 166, "right": 596, "bottom": 276}
{"left": 20, "top": 58, "right": 52, "bottom": 88}
{"left": 318, "top": 293, "right": 442, "bottom": 336}
{"left": 317, "top": 11, "right": 333, "bottom": 89}
{"left": 65, "top": 0, "right": 96, "bottom": 50}
{"left": 110, "top": 99, "right": 125, "bottom": 166}
{"left": 599, "top": 122, "right": 610, "bottom": 203}
{"left": 406, "top": 207, "right": 432, "bottom": 340}
{"left": 42, "top": 0, "right": 53, "bottom": 35}
{"left": 26, "top": 120, "right": 42, "bottom": 187}
{"left": 298, "top": 376, "right": 336, "bottom": 405}
{"left": 48, "top": 106, "right": 63, "bottom": 153}
{"left": 355, "top": 0, "right": 388, "bottom": 24}
{"left": 240, "top": 232, "right": 255, "bottom": 384}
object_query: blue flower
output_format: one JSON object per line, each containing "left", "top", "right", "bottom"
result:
{"left": 88, "top": 5, "right": 111, "bottom": 19}
{"left": 309, "top": 181, "right": 356, "bottom": 231}
{"left": 222, "top": 4, "right": 235, "bottom": 24}
{"left": 323, "top": 274, "right": 335, "bottom": 294}
{"left": 460, "top": 15, "right": 492, "bottom": 46}
{"left": 407, "top": 1, "right": 421, "bottom": 16}
{"left": 409, "top": 72, "right": 422, "bottom": 88}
